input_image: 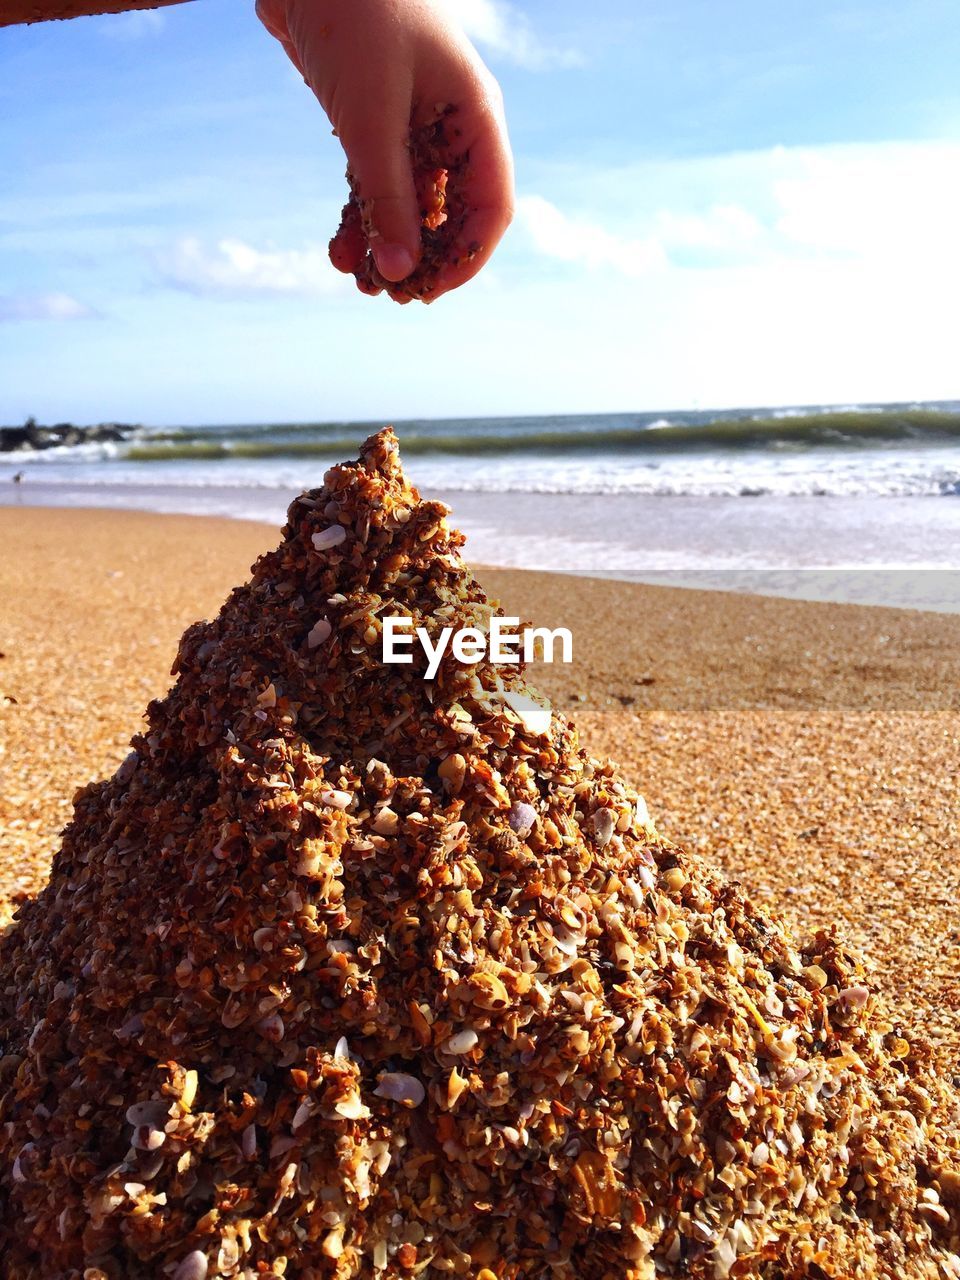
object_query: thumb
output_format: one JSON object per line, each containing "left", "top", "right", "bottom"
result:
{"left": 255, "top": 0, "right": 308, "bottom": 80}
{"left": 338, "top": 111, "right": 422, "bottom": 283}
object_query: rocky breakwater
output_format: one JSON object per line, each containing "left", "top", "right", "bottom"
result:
{"left": 0, "top": 419, "right": 139, "bottom": 453}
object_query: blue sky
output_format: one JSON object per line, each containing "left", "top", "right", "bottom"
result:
{"left": 2, "top": 0, "right": 960, "bottom": 425}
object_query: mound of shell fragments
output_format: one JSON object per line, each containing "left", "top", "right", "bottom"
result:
{"left": 1, "top": 429, "right": 959, "bottom": 1280}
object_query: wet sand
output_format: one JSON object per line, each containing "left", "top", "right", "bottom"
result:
{"left": 1, "top": 506, "right": 958, "bottom": 1081}
{"left": 6, "top": 479, "right": 960, "bottom": 611}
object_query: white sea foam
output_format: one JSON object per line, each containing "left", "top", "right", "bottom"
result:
{"left": 4, "top": 444, "right": 959, "bottom": 499}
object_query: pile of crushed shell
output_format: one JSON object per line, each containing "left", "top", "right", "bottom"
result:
{"left": 1, "top": 429, "right": 958, "bottom": 1280}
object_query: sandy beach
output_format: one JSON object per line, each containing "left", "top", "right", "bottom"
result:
{"left": 1, "top": 503, "right": 958, "bottom": 1094}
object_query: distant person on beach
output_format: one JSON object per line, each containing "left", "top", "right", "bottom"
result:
{"left": 1, "top": 0, "right": 514, "bottom": 299}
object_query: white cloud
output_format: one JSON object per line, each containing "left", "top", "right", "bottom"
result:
{"left": 653, "top": 203, "right": 767, "bottom": 258}
{"left": 501, "top": 141, "right": 960, "bottom": 410}
{"left": 518, "top": 141, "right": 960, "bottom": 277}
{"left": 158, "top": 237, "right": 351, "bottom": 299}
{"left": 517, "top": 194, "right": 667, "bottom": 277}
{"left": 442, "top": 0, "right": 582, "bottom": 69}
{"left": 445, "top": 242, "right": 956, "bottom": 417}
{"left": 516, "top": 195, "right": 770, "bottom": 278}
{"left": 0, "top": 293, "right": 94, "bottom": 323}
{"left": 100, "top": 10, "right": 165, "bottom": 39}
{"left": 771, "top": 142, "right": 960, "bottom": 262}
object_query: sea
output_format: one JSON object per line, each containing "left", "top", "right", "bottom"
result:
{"left": 3, "top": 402, "right": 960, "bottom": 611}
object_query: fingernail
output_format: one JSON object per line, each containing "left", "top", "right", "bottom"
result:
{"left": 372, "top": 243, "right": 416, "bottom": 282}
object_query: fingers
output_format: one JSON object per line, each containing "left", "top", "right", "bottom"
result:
{"left": 337, "top": 112, "right": 422, "bottom": 283}
{"left": 431, "top": 199, "right": 512, "bottom": 297}
{"left": 270, "top": 0, "right": 423, "bottom": 285}
{"left": 258, "top": 0, "right": 515, "bottom": 300}
{"left": 254, "top": 0, "right": 287, "bottom": 42}
{"left": 423, "top": 97, "right": 515, "bottom": 300}
{"left": 328, "top": 199, "right": 369, "bottom": 277}
{"left": 255, "top": 1, "right": 307, "bottom": 80}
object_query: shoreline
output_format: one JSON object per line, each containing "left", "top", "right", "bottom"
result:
{"left": 2, "top": 506, "right": 959, "bottom": 1080}
{"left": 3, "top": 488, "right": 960, "bottom": 613}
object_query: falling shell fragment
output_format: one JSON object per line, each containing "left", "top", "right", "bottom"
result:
{"left": 307, "top": 617, "right": 333, "bottom": 648}
{"left": 171, "top": 1251, "right": 208, "bottom": 1280}
{"left": 467, "top": 971, "right": 510, "bottom": 1011}
{"left": 373, "top": 1072, "right": 426, "bottom": 1108}
{"left": 503, "top": 687, "right": 553, "bottom": 737}
{"left": 311, "top": 524, "right": 348, "bottom": 552}
{"left": 443, "top": 1029, "right": 480, "bottom": 1056}
{"left": 592, "top": 806, "right": 616, "bottom": 847}
{"left": 508, "top": 800, "right": 538, "bottom": 837}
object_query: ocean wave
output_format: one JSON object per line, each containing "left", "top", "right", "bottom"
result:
{"left": 436, "top": 476, "right": 960, "bottom": 498}
{"left": 5, "top": 457, "right": 959, "bottom": 498}
{"left": 5, "top": 404, "right": 960, "bottom": 501}
{"left": 121, "top": 407, "right": 960, "bottom": 463}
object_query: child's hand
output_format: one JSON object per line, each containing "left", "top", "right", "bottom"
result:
{"left": 256, "top": 0, "right": 515, "bottom": 301}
